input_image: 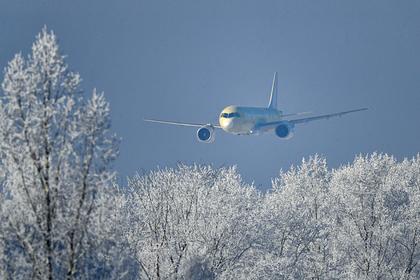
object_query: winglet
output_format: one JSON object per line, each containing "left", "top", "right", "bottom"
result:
{"left": 268, "top": 72, "right": 278, "bottom": 109}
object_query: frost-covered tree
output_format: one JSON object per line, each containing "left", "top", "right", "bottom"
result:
{"left": 0, "top": 27, "right": 119, "bottom": 279}
{"left": 330, "top": 153, "right": 420, "bottom": 279}
{"left": 391, "top": 155, "right": 420, "bottom": 279}
{"left": 0, "top": 183, "right": 7, "bottom": 279}
{"left": 82, "top": 184, "right": 138, "bottom": 279}
{"left": 241, "top": 153, "right": 419, "bottom": 280}
{"left": 123, "top": 165, "right": 260, "bottom": 280}
{"left": 244, "top": 155, "right": 335, "bottom": 279}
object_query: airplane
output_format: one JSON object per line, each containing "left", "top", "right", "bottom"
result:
{"left": 144, "top": 72, "right": 367, "bottom": 143}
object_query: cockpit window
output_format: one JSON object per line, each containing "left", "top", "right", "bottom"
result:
{"left": 221, "top": 112, "right": 240, "bottom": 118}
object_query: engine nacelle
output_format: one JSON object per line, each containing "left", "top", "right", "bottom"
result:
{"left": 196, "top": 125, "right": 215, "bottom": 143}
{"left": 275, "top": 121, "right": 294, "bottom": 139}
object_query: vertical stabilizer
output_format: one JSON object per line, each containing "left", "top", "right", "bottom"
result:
{"left": 268, "top": 72, "right": 278, "bottom": 109}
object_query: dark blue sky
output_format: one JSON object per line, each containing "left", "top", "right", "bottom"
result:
{"left": 1, "top": 0, "right": 419, "bottom": 187}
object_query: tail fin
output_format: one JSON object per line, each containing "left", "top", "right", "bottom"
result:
{"left": 268, "top": 72, "right": 278, "bottom": 109}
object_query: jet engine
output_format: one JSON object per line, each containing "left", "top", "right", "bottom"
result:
{"left": 196, "top": 125, "right": 215, "bottom": 143}
{"left": 275, "top": 121, "right": 294, "bottom": 139}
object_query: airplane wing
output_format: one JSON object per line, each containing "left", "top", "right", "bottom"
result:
{"left": 260, "top": 108, "right": 368, "bottom": 129}
{"left": 144, "top": 118, "right": 221, "bottom": 128}
{"left": 281, "top": 111, "right": 312, "bottom": 118}
{"left": 288, "top": 108, "right": 368, "bottom": 124}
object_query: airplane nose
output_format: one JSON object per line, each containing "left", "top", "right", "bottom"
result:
{"left": 225, "top": 120, "right": 233, "bottom": 129}
{"left": 220, "top": 118, "right": 233, "bottom": 131}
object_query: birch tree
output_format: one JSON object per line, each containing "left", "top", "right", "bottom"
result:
{"left": 0, "top": 27, "right": 119, "bottom": 279}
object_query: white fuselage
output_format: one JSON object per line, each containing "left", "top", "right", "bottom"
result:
{"left": 219, "top": 105, "right": 283, "bottom": 135}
